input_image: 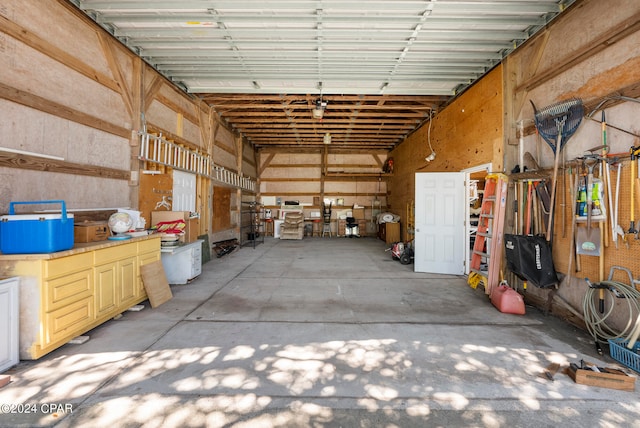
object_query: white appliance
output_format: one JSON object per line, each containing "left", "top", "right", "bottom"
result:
{"left": 0, "top": 277, "right": 19, "bottom": 373}
{"left": 274, "top": 219, "right": 284, "bottom": 238}
{"left": 161, "top": 240, "right": 203, "bottom": 284}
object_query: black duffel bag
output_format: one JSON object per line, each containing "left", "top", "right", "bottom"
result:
{"left": 504, "top": 234, "right": 558, "bottom": 288}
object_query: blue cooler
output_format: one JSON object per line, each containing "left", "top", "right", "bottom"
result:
{"left": 0, "top": 200, "right": 74, "bottom": 254}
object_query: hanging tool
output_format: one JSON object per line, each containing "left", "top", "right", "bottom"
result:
{"left": 601, "top": 112, "right": 610, "bottom": 247}
{"left": 525, "top": 180, "right": 533, "bottom": 235}
{"left": 608, "top": 162, "right": 627, "bottom": 248}
{"left": 629, "top": 145, "right": 640, "bottom": 238}
{"left": 530, "top": 98, "right": 584, "bottom": 243}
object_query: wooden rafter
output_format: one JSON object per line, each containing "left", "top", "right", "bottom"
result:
{"left": 196, "top": 93, "right": 449, "bottom": 150}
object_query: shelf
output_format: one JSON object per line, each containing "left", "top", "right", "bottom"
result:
{"left": 240, "top": 202, "right": 264, "bottom": 248}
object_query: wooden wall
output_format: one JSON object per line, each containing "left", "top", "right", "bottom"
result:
{"left": 388, "top": 66, "right": 504, "bottom": 240}
{"left": 503, "top": 0, "right": 640, "bottom": 324}
{"left": 258, "top": 148, "right": 389, "bottom": 234}
{"left": 0, "top": 0, "right": 256, "bottom": 243}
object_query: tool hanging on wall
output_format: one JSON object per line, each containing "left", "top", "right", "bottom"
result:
{"left": 531, "top": 98, "right": 584, "bottom": 244}
{"left": 629, "top": 145, "right": 640, "bottom": 239}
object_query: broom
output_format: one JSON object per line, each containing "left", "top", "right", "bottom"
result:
{"left": 530, "top": 98, "right": 584, "bottom": 244}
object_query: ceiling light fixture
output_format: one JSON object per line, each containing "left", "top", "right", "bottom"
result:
{"left": 323, "top": 132, "right": 331, "bottom": 144}
{"left": 313, "top": 98, "right": 327, "bottom": 119}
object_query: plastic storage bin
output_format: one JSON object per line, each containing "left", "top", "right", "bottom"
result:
{"left": 0, "top": 200, "right": 74, "bottom": 254}
{"left": 608, "top": 338, "right": 640, "bottom": 374}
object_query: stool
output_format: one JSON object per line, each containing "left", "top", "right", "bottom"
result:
{"left": 322, "top": 221, "right": 332, "bottom": 237}
{"left": 312, "top": 219, "right": 321, "bottom": 237}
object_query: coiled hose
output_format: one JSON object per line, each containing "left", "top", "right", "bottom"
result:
{"left": 582, "top": 279, "right": 640, "bottom": 344}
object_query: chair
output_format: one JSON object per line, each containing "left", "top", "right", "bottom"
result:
{"left": 280, "top": 211, "right": 304, "bottom": 240}
{"left": 345, "top": 216, "right": 360, "bottom": 238}
{"left": 322, "top": 202, "right": 332, "bottom": 237}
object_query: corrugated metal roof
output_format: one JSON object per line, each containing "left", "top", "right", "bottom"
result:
{"left": 73, "top": 0, "right": 575, "bottom": 149}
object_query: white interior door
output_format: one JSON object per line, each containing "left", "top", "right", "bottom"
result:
{"left": 414, "top": 172, "right": 466, "bottom": 274}
{"left": 172, "top": 170, "right": 196, "bottom": 212}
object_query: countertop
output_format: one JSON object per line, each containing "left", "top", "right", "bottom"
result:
{"left": 0, "top": 234, "right": 161, "bottom": 261}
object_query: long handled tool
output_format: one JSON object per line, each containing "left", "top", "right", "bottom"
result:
{"left": 531, "top": 98, "right": 584, "bottom": 243}
{"left": 630, "top": 146, "right": 640, "bottom": 238}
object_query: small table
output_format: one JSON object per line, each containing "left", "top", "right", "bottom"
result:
{"left": 312, "top": 219, "right": 322, "bottom": 237}
{"left": 263, "top": 218, "right": 274, "bottom": 236}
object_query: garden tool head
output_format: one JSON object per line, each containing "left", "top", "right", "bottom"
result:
{"left": 531, "top": 98, "right": 584, "bottom": 154}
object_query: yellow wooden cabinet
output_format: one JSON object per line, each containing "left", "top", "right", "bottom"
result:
{"left": 0, "top": 235, "right": 161, "bottom": 360}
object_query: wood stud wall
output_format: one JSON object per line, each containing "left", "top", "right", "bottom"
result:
{"left": 0, "top": 0, "right": 256, "bottom": 241}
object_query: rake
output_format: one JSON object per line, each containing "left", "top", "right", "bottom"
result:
{"left": 530, "top": 98, "right": 583, "bottom": 242}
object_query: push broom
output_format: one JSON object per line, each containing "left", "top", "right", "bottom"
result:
{"left": 530, "top": 98, "right": 584, "bottom": 243}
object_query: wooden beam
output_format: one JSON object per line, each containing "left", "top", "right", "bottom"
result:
{"left": 0, "top": 152, "right": 129, "bottom": 180}
{"left": 258, "top": 153, "right": 276, "bottom": 176}
{"left": 144, "top": 75, "right": 164, "bottom": 112}
{"left": 0, "top": 82, "right": 130, "bottom": 139}
{"left": 0, "top": 14, "right": 121, "bottom": 94}
{"left": 97, "top": 32, "right": 134, "bottom": 119}
{"left": 516, "top": 11, "right": 640, "bottom": 93}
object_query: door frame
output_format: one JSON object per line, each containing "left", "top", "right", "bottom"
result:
{"left": 462, "top": 163, "right": 492, "bottom": 274}
{"left": 414, "top": 171, "right": 466, "bottom": 274}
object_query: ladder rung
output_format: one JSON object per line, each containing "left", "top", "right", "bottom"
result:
{"left": 473, "top": 250, "right": 489, "bottom": 258}
{"left": 476, "top": 232, "right": 491, "bottom": 237}
{"left": 480, "top": 214, "right": 494, "bottom": 219}
{"left": 484, "top": 196, "right": 496, "bottom": 202}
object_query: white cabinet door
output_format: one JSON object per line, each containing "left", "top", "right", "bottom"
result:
{"left": 0, "top": 277, "right": 19, "bottom": 373}
{"left": 414, "top": 172, "right": 465, "bottom": 274}
{"left": 172, "top": 170, "right": 196, "bottom": 212}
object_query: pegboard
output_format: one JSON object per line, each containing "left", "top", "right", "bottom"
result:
{"left": 551, "top": 158, "right": 640, "bottom": 285}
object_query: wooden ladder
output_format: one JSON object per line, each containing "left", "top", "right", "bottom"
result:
{"left": 468, "top": 173, "right": 508, "bottom": 294}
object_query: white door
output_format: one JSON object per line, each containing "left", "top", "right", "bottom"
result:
{"left": 173, "top": 170, "right": 196, "bottom": 212}
{"left": 414, "top": 172, "right": 466, "bottom": 274}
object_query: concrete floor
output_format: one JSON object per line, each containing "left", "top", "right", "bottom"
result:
{"left": 1, "top": 236, "right": 639, "bottom": 427}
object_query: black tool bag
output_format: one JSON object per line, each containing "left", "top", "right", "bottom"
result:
{"left": 504, "top": 234, "right": 558, "bottom": 288}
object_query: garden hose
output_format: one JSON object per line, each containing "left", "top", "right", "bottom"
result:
{"left": 582, "top": 279, "right": 640, "bottom": 343}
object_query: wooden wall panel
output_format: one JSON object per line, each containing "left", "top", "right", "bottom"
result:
{"left": 502, "top": 0, "right": 640, "bottom": 322}
{"left": 213, "top": 147, "right": 238, "bottom": 171}
{"left": 388, "top": 66, "right": 503, "bottom": 231}
{"left": 0, "top": 2, "right": 252, "bottom": 246}
{"left": 212, "top": 186, "right": 232, "bottom": 233}
{"left": 138, "top": 172, "right": 173, "bottom": 227}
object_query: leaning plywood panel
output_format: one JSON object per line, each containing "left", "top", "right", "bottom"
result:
{"left": 141, "top": 261, "right": 173, "bottom": 309}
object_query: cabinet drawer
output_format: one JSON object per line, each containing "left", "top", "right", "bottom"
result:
{"left": 138, "top": 237, "right": 160, "bottom": 254}
{"left": 44, "top": 269, "right": 93, "bottom": 312}
{"left": 94, "top": 242, "right": 136, "bottom": 264}
{"left": 44, "top": 297, "right": 93, "bottom": 345}
{"left": 45, "top": 253, "right": 93, "bottom": 279}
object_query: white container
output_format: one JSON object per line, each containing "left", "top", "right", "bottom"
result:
{"left": 160, "top": 240, "right": 203, "bottom": 284}
{"left": 0, "top": 277, "right": 19, "bottom": 373}
{"left": 274, "top": 219, "right": 284, "bottom": 238}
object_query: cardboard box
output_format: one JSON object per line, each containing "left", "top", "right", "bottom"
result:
{"left": 74, "top": 221, "right": 109, "bottom": 243}
{"left": 352, "top": 207, "right": 365, "bottom": 220}
{"left": 151, "top": 211, "right": 199, "bottom": 243}
{"left": 566, "top": 365, "right": 635, "bottom": 391}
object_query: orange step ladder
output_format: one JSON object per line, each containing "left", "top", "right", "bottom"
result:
{"left": 468, "top": 173, "right": 508, "bottom": 294}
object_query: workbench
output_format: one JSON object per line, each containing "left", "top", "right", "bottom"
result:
{"left": 0, "top": 235, "right": 161, "bottom": 360}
